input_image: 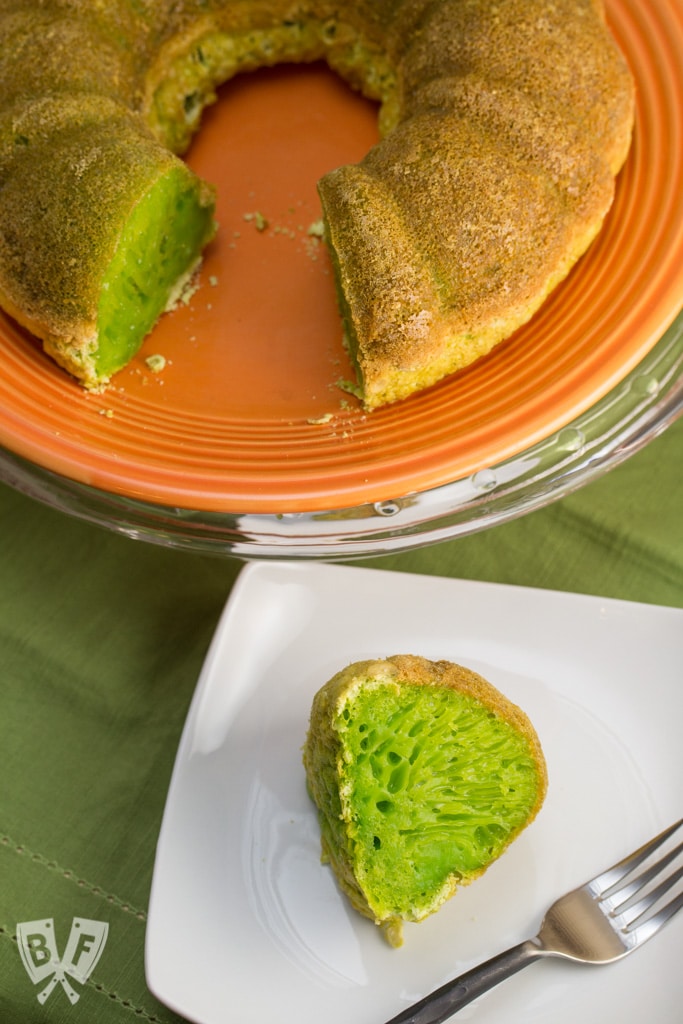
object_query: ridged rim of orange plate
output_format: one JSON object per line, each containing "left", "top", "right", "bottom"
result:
{"left": 0, "top": 0, "right": 681, "bottom": 515}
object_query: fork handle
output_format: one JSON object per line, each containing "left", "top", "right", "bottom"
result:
{"left": 383, "top": 938, "right": 544, "bottom": 1024}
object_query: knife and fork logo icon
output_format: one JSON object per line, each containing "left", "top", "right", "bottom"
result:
{"left": 16, "top": 917, "right": 109, "bottom": 1004}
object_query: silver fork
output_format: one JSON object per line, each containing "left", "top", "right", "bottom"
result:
{"left": 384, "top": 817, "right": 683, "bottom": 1024}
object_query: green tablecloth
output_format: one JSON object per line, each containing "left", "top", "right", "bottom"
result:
{"left": 1, "top": 416, "right": 682, "bottom": 1022}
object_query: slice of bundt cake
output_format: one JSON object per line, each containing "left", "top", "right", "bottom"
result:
{"left": 0, "top": 96, "right": 215, "bottom": 388}
{"left": 303, "top": 655, "right": 547, "bottom": 946}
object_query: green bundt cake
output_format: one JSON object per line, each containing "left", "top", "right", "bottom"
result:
{"left": 303, "top": 655, "right": 547, "bottom": 946}
{"left": 0, "top": 2, "right": 634, "bottom": 406}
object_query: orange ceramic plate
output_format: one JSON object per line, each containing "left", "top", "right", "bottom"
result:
{"left": 0, "top": 0, "right": 681, "bottom": 514}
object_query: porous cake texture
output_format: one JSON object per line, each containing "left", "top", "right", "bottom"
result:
{"left": 303, "top": 655, "right": 547, "bottom": 945}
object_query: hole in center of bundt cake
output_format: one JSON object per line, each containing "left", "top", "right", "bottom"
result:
{"left": 339, "top": 683, "right": 541, "bottom": 918}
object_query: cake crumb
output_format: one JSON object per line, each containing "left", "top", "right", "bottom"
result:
{"left": 306, "top": 412, "right": 334, "bottom": 425}
{"left": 244, "top": 211, "right": 269, "bottom": 232}
{"left": 145, "top": 354, "right": 166, "bottom": 374}
{"left": 178, "top": 279, "right": 200, "bottom": 306}
{"left": 307, "top": 219, "right": 325, "bottom": 238}
{"left": 336, "top": 377, "right": 363, "bottom": 400}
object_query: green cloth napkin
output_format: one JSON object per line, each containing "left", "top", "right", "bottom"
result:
{"left": 1, "top": 416, "right": 681, "bottom": 1022}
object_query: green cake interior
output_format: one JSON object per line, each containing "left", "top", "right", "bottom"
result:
{"left": 305, "top": 664, "right": 546, "bottom": 946}
{"left": 94, "top": 165, "right": 215, "bottom": 378}
{"left": 338, "top": 684, "right": 540, "bottom": 914}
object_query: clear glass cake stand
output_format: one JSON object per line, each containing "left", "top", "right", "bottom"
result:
{"left": 1, "top": 308, "right": 681, "bottom": 560}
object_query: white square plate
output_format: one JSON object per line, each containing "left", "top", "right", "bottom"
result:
{"left": 146, "top": 562, "right": 682, "bottom": 1024}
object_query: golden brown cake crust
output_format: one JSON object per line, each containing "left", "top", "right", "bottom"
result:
{"left": 0, "top": 1, "right": 634, "bottom": 398}
{"left": 319, "top": 0, "right": 635, "bottom": 407}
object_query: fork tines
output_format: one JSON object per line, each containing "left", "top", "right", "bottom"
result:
{"left": 590, "top": 817, "right": 683, "bottom": 947}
